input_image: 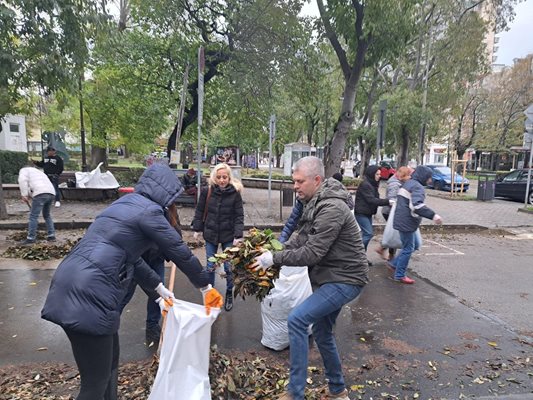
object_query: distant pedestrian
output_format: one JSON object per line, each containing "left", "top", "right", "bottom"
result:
{"left": 34, "top": 146, "right": 64, "bottom": 207}
{"left": 182, "top": 167, "right": 198, "bottom": 198}
{"left": 388, "top": 166, "right": 442, "bottom": 284}
{"left": 17, "top": 166, "right": 56, "bottom": 245}
{"left": 376, "top": 166, "right": 413, "bottom": 260}
{"left": 192, "top": 163, "right": 244, "bottom": 311}
{"left": 354, "top": 166, "right": 391, "bottom": 264}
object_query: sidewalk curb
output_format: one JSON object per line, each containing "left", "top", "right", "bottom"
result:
{"left": 0, "top": 220, "right": 507, "bottom": 233}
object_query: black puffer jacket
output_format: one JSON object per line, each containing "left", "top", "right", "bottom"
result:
{"left": 354, "top": 165, "right": 389, "bottom": 216}
{"left": 192, "top": 184, "right": 244, "bottom": 244}
{"left": 41, "top": 164, "right": 210, "bottom": 336}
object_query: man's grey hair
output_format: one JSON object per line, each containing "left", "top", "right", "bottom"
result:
{"left": 292, "top": 156, "right": 325, "bottom": 179}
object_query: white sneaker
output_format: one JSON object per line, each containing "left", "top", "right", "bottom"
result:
{"left": 55, "top": 201, "right": 61, "bottom": 207}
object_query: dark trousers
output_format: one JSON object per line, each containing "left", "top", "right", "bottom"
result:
{"left": 64, "top": 329, "right": 119, "bottom": 400}
{"left": 120, "top": 254, "right": 165, "bottom": 329}
{"left": 47, "top": 174, "right": 61, "bottom": 202}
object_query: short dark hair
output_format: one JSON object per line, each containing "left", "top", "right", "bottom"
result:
{"left": 46, "top": 146, "right": 56, "bottom": 151}
{"left": 332, "top": 172, "right": 343, "bottom": 183}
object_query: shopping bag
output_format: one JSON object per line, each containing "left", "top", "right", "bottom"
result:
{"left": 382, "top": 202, "right": 402, "bottom": 249}
{"left": 148, "top": 300, "right": 220, "bottom": 400}
{"left": 75, "top": 162, "right": 119, "bottom": 189}
{"left": 261, "top": 266, "right": 312, "bottom": 351}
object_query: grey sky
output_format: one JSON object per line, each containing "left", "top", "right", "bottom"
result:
{"left": 495, "top": 0, "right": 533, "bottom": 65}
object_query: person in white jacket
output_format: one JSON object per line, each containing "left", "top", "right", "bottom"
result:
{"left": 18, "top": 166, "right": 56, "bottom": 244}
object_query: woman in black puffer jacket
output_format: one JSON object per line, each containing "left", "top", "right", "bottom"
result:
{"left": 192, "top": 163, "right": 244, "bottom": 311}
{"left": 41, "top": 164, "right": 221, "bottom": 400}
{"left": 354, "top": 165, "right": 391, "bottom": 258}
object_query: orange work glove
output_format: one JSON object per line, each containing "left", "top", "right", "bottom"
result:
{"left": 156, "top": 297, "right": 174, "bottom": 317}
{"left": 200, "top": 285, "right": 223, "bottom": 315}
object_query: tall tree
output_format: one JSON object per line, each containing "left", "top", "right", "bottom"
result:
{"left": 317, "top": 0, "right": 420, "bottom": 176}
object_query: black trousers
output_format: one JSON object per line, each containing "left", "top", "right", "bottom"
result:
{"left": 47, "top": 174, "right": 61, "bottom": 202}
{"left": 64, "top": 329, "right": 119, "bottom": 400}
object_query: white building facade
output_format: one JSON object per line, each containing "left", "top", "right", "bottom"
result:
{"left": 0, "top": 115, "right": 28, "bottom": 152}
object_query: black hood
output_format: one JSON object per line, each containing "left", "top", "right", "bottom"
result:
{"left": 364, "top": 165, "right": 380, "bottom": 187}
{"left": 412, "top": 166, "right": 433, "bottom": 186}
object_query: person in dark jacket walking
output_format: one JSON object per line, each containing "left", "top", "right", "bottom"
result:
{"left": 41, "top": 164, "right": 223, "bottom": 400}
{"left": 354, "top": 165, "right": 391, "bottom": 259}
{"left": 34, "top": 146, "right": 64, "bottom": 207}
{"left": 251, "top": 156, "right": 368, "bottom": 400}
{"left": 192, "top": 162, "right": 244, "bottom": 311}
{"left": 388, "top": 165, "right": 442, "bottom": 284}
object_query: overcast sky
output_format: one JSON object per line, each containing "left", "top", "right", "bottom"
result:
{"left": 495, "top": 0, "right": 533, "bottom": 65}
{"left": 300, "top": 0, "right": 533, "bottom": 66}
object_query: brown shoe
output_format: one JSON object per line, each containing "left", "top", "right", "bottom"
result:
{"left": 320, "top": 388, "right": 350, "bottom": 400}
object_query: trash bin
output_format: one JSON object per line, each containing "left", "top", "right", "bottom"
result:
{"left": 477, "top": 174, "right": 496, "bottom": 201}
{"left": 282, "top": 188, "right": 294, "bottom": 207}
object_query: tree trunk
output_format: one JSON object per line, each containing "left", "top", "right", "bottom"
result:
{"left": 324, "top": 111, "right": 354, "bottom": 177}
{"left": 90, "top": 146, "right": 107, "bottom": 169}
{"left": 398, "top": 125, "right": 410, "bottom": 166}
{"left": 0, "top": 166, "right": 8, "bottom": 219}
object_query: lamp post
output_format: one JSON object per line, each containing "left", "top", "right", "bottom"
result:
{"left": 79, "top": 75, "right": 87, "bottom": 172}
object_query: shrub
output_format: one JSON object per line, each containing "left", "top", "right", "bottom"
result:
{"left": 0, "top": 150, "right": 28, "bottom": 183}
{"left": 112, "top": 168, "right": 146, "bottom": 186}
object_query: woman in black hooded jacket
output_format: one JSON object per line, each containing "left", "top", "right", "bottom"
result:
{"left": 354, "top": 165, "right": 391, "bottom": 257}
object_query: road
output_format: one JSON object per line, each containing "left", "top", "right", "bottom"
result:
{"left": 1, "top": 230, "right": 532, "bottom": 398}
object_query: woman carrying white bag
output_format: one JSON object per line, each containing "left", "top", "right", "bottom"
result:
{"left": 378, "top": 167, "right": 414, "bottom": 257}
{"left": 387, "top": 166, "right": 443, "bottom": 284}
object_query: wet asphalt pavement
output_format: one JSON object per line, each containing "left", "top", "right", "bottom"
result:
{"left": 1, "top": 231, "right": 532, "bottom": 399}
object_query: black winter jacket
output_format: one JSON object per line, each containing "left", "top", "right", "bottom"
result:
{"left": 41, "top": 164, "right": 210, "bottom": 336}
{"left": 192, "top": 184, "right": 244, "bottom": 244}
{"left": 354, "top": 165, "right": 389, "bottom": 216}
{"left": 34, "top": 155, "right": 64, "bottom": 176}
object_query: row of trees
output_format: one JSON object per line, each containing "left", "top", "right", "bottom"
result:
{"left": 1, "top": 0, "right": 529, "bottom": 177}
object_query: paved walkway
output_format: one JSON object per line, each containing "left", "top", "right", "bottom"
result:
{"left": 2, "top": 185, "right": 533, "bottom": 230}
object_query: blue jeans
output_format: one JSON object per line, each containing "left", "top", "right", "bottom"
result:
{"left": 355, "top": 214, "right": 373, "bottom": 251}
{"left": 389, "top": 231, "right": 421, "bottom": 280}
{"left": 27, "top": 193, "right": 55, "bottom": 240}
{"left": 205, "top": 241, "right": 234, "bottom": 290}
{"left": 287, "top": 283, "right": 363, "bottom": 400}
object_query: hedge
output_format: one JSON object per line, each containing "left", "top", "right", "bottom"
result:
{"left": 111, "top": 168, "right": 146, "bottom": 186}
{"left": 0, "top": 150, "right": 28, "bottom": 183}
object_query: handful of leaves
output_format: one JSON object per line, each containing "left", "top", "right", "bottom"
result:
{"left": 208, "top": 228, "right": 283, "bottom": 301}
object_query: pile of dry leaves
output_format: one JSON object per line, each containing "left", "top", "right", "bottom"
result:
{"left": 0, "top": 347, "right": 327, "bottom": 399}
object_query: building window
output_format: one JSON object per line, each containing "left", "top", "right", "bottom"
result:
{"left": 434, "top": 154, "right": 445, "bottom": 164}
{"left": 9, "top": 123, "right": 20, "bottom": 133}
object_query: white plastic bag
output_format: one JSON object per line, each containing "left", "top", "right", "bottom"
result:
{"left": 382, "top": 203, "right": 423, "bottom": 250}
{"left": 148, "top": 300, "right": 220, "bottom": 400}
{"left": 75, "top": 162, "right": 119, "bottom": 188}
{"left": 261, "top": 266, "right": 312, "bottom": 351}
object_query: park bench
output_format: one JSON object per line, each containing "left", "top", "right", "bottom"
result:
{"left": 117, "top": 169, "right": 205, "bottom": 207}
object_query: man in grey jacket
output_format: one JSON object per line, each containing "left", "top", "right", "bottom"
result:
{"left": 252, "top": 156, "right": 368, "bottom": 400}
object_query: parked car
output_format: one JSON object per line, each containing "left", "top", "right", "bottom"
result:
{"left": 495, "top": 169, "right": 533, "bottom": 205}
{"left": 352, "top": 160, "right": 396, "bottom": 179}
{"left": 426, "top": 165, "right": 470, "bottom": 192}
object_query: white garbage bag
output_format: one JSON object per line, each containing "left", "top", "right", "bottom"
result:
{"left": 148, "top": 300, "right": 220, "bottom": 400}
{"left": 382, "top": 202, "right": 402, "bottom": 249}
{"left": 382, "top": 202, "right": 423, "bottom": 250}
{"left": 261, "top": 266, "right": 312, "bottom": 351}
{"left": 75, "top": 162, "right": 119, "bottom": 189}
